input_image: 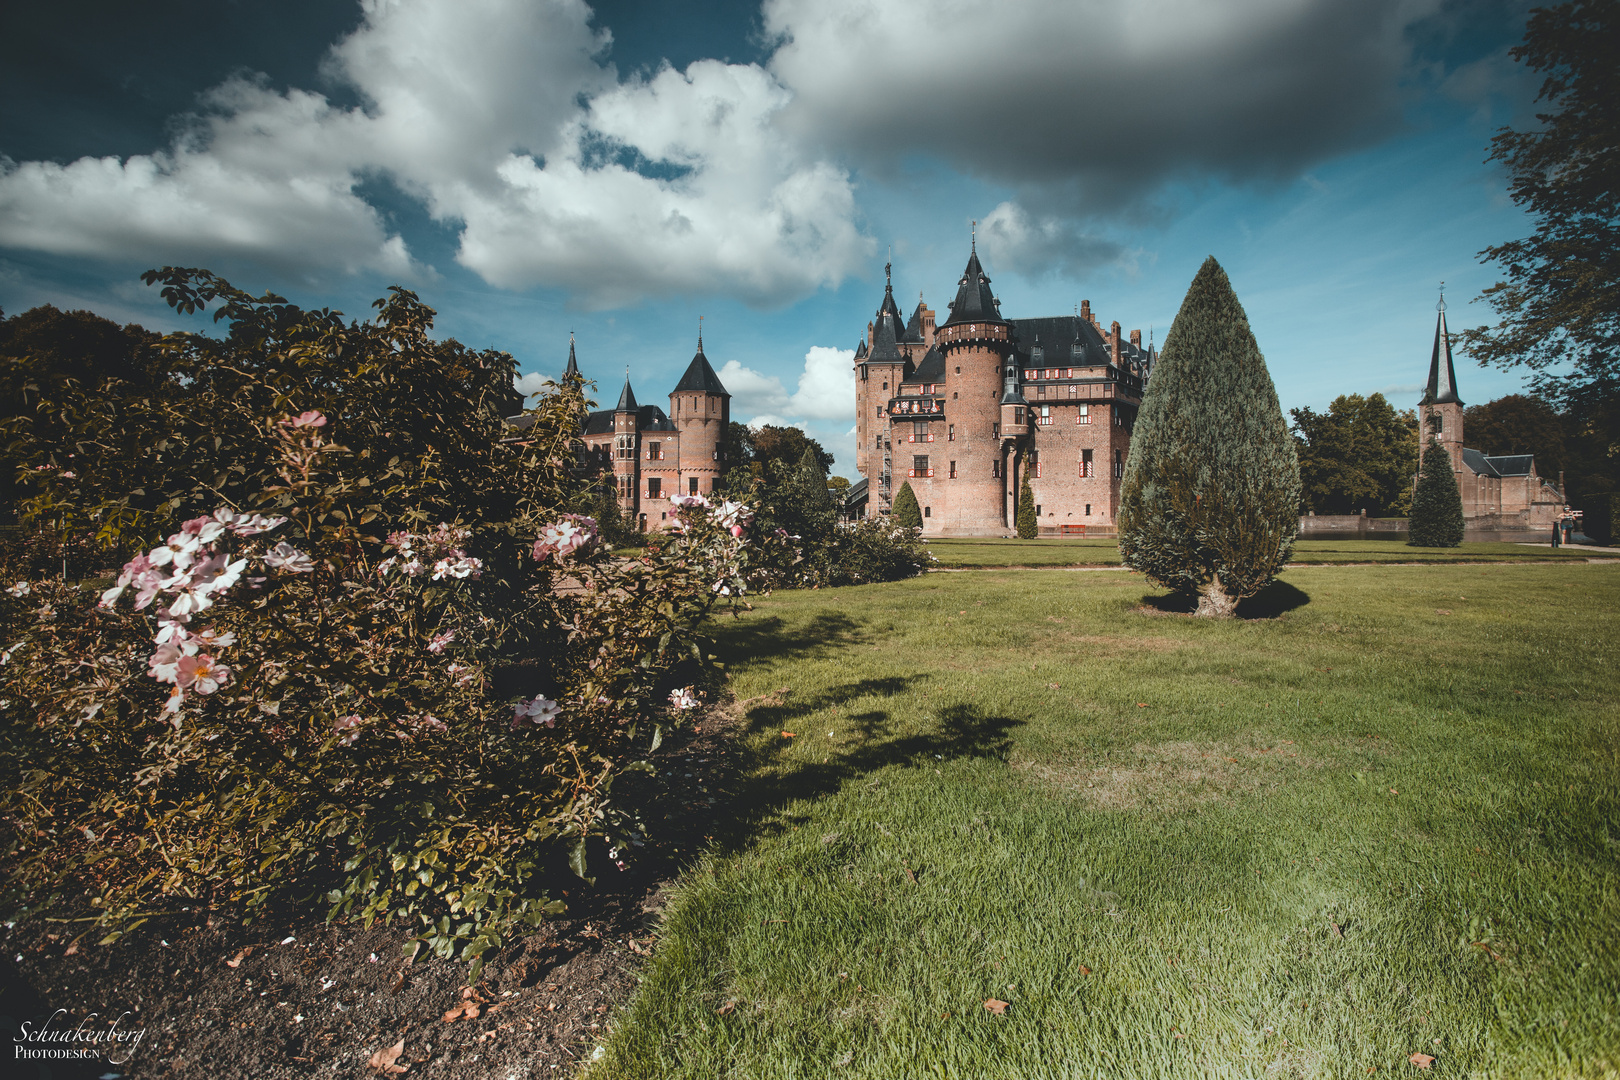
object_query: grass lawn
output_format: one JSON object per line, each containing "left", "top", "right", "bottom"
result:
{"left": 925, "top": 536, "right": 1615, "bottom": 569}
{"left": 592, "top": 563, "right": 1620, "bottom": 1078}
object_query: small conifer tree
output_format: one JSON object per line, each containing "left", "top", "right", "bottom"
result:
{"left": 1119, "top": 256, "right": 1300, "bottom": 617}
{"left": 892, "top": 481, "right": 922, "bottom": 528}
{"left": 1016, "top": 463, "right": 1038, "bottom": 538}
{"left": 593, "top": 483, "right": 625, "bottom": 546}
{"left": 1408, "top": 440, "right": 1466, "bottom": 547}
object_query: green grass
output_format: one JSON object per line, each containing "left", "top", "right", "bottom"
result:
{"left": 923, "top": 536, "right": 1615, "bottom": 568}
{"left": 591, "top": 564, "right": 1620, "bottom": 1079}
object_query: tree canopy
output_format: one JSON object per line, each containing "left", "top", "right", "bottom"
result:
{"left": 1464, "top": 394, "right": 1568, "bottom": 476}
{"left": 1290, "top": 393, "right": 1417, "bottom": 517}
{"left": 1460, "top": 1, "right": 1620, "bottom": 424}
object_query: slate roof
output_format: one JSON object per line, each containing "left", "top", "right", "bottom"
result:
{"left": 1422, "top": 301, "right": 1462, "bottom": 406}
{"left": 1006, "top": 316, "right": 1114, "bottom": 367}
{"left": 615, "top": 378, "right": 639, "bottom": 412}
{"left": 942, "top": 245, "right": 1006, "bottom": 327}
{"left": 844, "top": 476, "right": 869, "bottom": 509}
{"left": 903, "top": 300, "right": 928, "bottom": 343}
{"left": 907, "top": 346, "right": 946, "bottom": 384}
{"left": 564, "top": 335, "right": 580, "bottom": 380}
{"left": 867, "top": 310, "right": 904, "bottom": 362}
{"left": 1461, "top": 448, "right": 1499, "bottom": 478}
{"left": 855, "top": 339, "right": 869, "bottom": 360}
{"left": 672, "top": 341, "right": 730, "bottom": 396}
{"left": 1485, "top": 453, "right": 1535, "bottom": 477}
{"left": 583, "top": 404, "right": 674, "bottom": 437}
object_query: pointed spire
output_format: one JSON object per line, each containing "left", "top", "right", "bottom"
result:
{"left": 697, "top": 314, "right": 704, "bottom": 354}
{"left": 875, "top": 252, "right": 905, "bottom": 332}
{"left": 1423, "top": 282, "right": 1462, "bottom": 406}
{"left": 564, "top": 331, "right": 580, "bottom": 379}
{"left": 616, "top": 369, "right": 638, "bottom": 412}
{"left": 868, "top": 307, "right": 903, "bottom": 362}
{"left": 941, "top": 238, "right": 1005, "bottom": 328}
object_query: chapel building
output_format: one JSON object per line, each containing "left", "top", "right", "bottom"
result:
{"left": 1418, "top": 294, "right": 1562, "bottom": 530}
{"left": 852, "top": 243, "right": 1154, "bottom": 536}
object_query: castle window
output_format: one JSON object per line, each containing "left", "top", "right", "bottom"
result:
{"left": 1044, "top": 369, "right": 1057, "bottom": 380}
{"left": 910, "top": 455, "right": 932, "bottom": 478}
{"left": 1039, "top": 405, "right": 1052, "bottom": 425}
{"left": 948, "top": 424, "right": 955, "bottom": 441}
{"left": 993, "top": 423, "right": 1000, "bottom": 437}
{"left": 952, "top": 392, "right": 958, "bottom": 400}
{"left": 1085, "top": 503, "right": 1091, "bottom": 516}
{"left": 955, "top": 366, "right": 961, "bottom": 374}
{"left": 648, "top": 477, "right": 662, "bottom": 499}
{"left": 1031, "top": 346, "right": 1044, "bottom": 364}
{"left": 616, "top": 433, "right": 635, "bottom": 459}
{"left": 1114, "top": 449, "right": 1123, "bottom": 477}
{"left": 992, "top": 460, "right": 1000, "bottom": 478}
{"left": 1035, "top": 504, "right": 1042, "bottom": 516}
{"left": 1077, "top": 405, "right": 1091, "bottom": 425}
{"left": 1037, "top": 384, "right": 1047, "bottom": 399}
{"left": 1014, "top": 408, "right": 1024, "bottom": 425}
{"left": 647, "top": 441, "right": 663, "bottom": 461}
{"left": 1081, "top": 449, "right": 1094, "bottom": 477}
{"left": 1024, "top": 369, "right": 1036, "bottom": 381}
{"left": 689, "top": 477, "right": 699, "bottom": 496}
{"left": 882, "top": 381, "right": 888, "bottom": 390}
{"left": 1031, "top": 450, "right": 1041, "bottom": 478}
{"left": 949, "top": 460, "right": 957, "bottom": 478}
{"left": 924, "top": 506, "right": 931, "bottom": 518}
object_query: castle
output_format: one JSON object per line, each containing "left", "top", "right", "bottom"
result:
{"left": 512, "top": 334, "right": 733, "bottom": 532}
{"left": 1418, "top": 293, "right": 1563, "bottom": 530}
{"left": 850, "top": 242, "right": 1155, "bottom": 535}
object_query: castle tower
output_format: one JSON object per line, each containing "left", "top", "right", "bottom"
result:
{"left": 1420, "top": 288, "right": 1464, "bottom": 473}
{"left": 855, "top": 260, "right": 913, "bottom": 515}
{"left": 934, "top": 237, "right": 1013, "bottom": 533}
{"left": 612, "top": 374, "right": 640, "bottom": 517}
{"left": 670, "top": 328, "right": 730, "bottom": 497}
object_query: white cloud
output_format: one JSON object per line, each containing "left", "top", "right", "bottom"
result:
{"left": 718, "top": 344, "right": 855, "bottom": 426}
{"left": 0, "top": 0, "right": 870, "bottom": 307}
{"left": 514, "top": 371, "right": 555, "bottom": 399}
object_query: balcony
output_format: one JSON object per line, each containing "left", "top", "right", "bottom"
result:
{"left": 906, "top": 433, "right": 935, "bottom": 443}
{"left": 907, "top": 468, "right": 935, "bottom": 478}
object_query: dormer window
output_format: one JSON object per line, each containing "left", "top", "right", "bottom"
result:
{"left": 1071, "top": 341, "right": 1086, "bottom": 362}
{"left": 1031, "top": 345, "right": 1044, "bottom": 365}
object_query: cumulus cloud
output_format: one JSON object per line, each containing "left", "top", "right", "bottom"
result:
{"left": 719, "top": 344, "right": 855, "bottom": 426}
{"left": 0, "top": 0, "right": 870, "bottom": 306}
{"left": 979, "top": 202, "right": 1136, "bottom": 279}
{"left": 764, "top": 0, "right": 1445, "bottom": 208}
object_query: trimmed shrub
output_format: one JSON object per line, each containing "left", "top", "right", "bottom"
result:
{"left": 1119, "top": 257, "right": 1300, "bottom": 617}
{"left": 892, "top": 482, "right": 922, "bottom": 528}
{"left": 1408, "top": 440, "right": 1466, "bottom": 547}
{"left": 1016, "top": 464, "right": 1038, "bottom": 538}
{"left": 806, "top": 519, "right": 936, "bottom": 586}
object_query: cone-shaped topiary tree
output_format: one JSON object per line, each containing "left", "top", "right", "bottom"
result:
{"left": 892, "top": 481, "right": 922, "bottom": 528}
{"left": 1119, "top": 256, "right": 1300, "bottom": 617}
{"left": 1016, "top": 461, "right": 1038, "bottom": 538}
{"left": 1408, "top": 440, "right": 1466, "bottom": 547}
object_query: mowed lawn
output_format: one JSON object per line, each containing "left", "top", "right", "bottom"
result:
{"left": 925, "top": 536, "right": 1615, "bottom": 569}
{"left": 591, "top": 563, "right": 1620, "bottom": 1079}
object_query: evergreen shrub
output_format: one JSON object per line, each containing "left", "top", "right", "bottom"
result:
{"left": 1408, "top": 440, "right": 1466, "bottom": 547}
{"left": 892, "top": 482, "right": 922, "bottom": 528}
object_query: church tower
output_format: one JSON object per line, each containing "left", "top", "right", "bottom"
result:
{"left": 1420, "top": 288, "right": 1464, "bottom": 473}
{"left": 670, "top": 327, "right": 731, "bottom": 497}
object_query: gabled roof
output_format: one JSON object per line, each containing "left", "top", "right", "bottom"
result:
{"left": 1422, "top": 298, "right": 1462, "bottom": 406}
{"left": 672, "top": 340, "right": 730, "bottom": 396}
{"left": 942, "top": 244, "right": 1005, "bottom": 327}
{"left": 1461, "top": 448, "right": 1499, "bottom": 478}
{"left": 1485, "top": 453, "right": 1535, "bottom": 477}
{"left": 615, "top": 377, "right": 639, "bottom": 412}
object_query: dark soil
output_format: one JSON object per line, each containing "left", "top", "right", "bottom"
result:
{"left": 1, "top": 715, "right": 740, "bottom": 1080}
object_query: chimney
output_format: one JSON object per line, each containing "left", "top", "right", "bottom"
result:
{"left": 1080, "top": 299, "right": 1091, "bottom": 322}
{"left": 1130, "top": 329, "right": 1142, "bottom": 349}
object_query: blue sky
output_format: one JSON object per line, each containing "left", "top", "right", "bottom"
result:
{"left": 0, "top": 0, "right": 1544, "bottom": 479}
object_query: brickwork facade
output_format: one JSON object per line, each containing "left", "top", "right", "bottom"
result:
{"left": 854, "top": 247, "right": 1153, "bottom": 536}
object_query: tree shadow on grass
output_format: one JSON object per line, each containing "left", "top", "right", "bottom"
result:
{"left": 1137, "top": 578, "right": 1311, "bottom": 620}
{"left": 709, "top": 610, "right": 869, "bottom": 664}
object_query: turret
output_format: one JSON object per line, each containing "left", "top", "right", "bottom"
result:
{"left": 670, "top": 327, "right": 730, "bottom": 495}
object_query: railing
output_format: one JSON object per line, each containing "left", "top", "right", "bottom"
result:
{"left": 908, "top": 468, "right": 935, "bottom": 478}
{"left": 907, "top": 434, "right": 935, "bottom": 442}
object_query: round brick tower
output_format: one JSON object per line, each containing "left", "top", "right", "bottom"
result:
{"left": 935, "top": 241, "right": 1013, "bottom": 534}
{"left": 670, "top": 332, "right": 731, "bottom": 497}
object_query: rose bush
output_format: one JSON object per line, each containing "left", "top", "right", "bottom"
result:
{"left": 0, "top": 272, "right": 793, "bottom": 974}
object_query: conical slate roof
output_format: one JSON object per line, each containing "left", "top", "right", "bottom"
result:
{"left": 868, "top": 309, "right": 904, "bottom": 362}
{"left": 1422, "top": 295, "right": 1462, "bottom": 406}
{"left": 903, "top": 299, "right": 927, "bottom": 343}
{"left": 877, "top": 262, "right": 906, "bottom": 334}
{"left": 855, "top": 338, "right": 869, "bottom": 360}
{"left": 672, "top": 337, "right": 730, "bottom": 396}
{"left": 564, "top": 334, "right": 580, "bottom": 379}
{"left": 615, "top": 376, "right": 639, "bottom": 412}
{"left": 942, "top": 244, "right": 1005, "bottom": 327}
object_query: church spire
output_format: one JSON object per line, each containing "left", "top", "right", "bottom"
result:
{"left": 564, "top": 331, "right": 580, "bottom": 380}
{"left": 1423, "top": 282, "right": 1462, "bottom": 406}
{"left": 616, "top": 368, "right": 638, "bottom": 412}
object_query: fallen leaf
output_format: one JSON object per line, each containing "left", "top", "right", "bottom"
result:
{"left": 369, "top": 1039, "right": 408, "bottom": 1074}
{"left": 1331, "top": 922, "right": 1343, "bottom": 938}
{"left": 1047, "top": 683, "right": 1060, "bottom": 690}
{"left": 781, "top": 731, "right": 796, "bottom": 738}
{"left": 984, "top": 998, "right": 1008, "bottom": 1016}
{"left": 627, "top": 937, "right": 652, "bottom": 956}
{"left": 716, "top": 1001, "right": 735, "bottom": 1015}
{"left": 1435, "top": 609, "right": 1452, "bottom": 616}
{"left": 1390, "top": 788, "right": 1399, "bottom": 795}
{"left": 1078, "top": 965, "right": 1092, "bottom": 975}
{"left": 1409, "top": 1051, "right": 1435, "bottom": 1069}
{"left": 63, "top": 944, "right": 78, "bottom": 956}
{"left": 1137, "top": 703, "right": 1149, "bottom": 708}
{"left": 225, "top": 946, "right": 252, "bottom": 968}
